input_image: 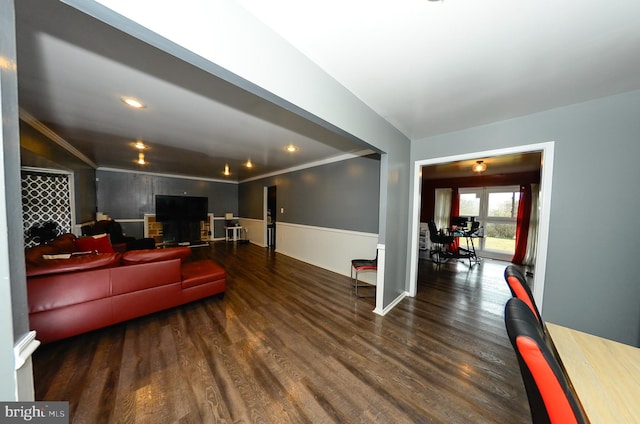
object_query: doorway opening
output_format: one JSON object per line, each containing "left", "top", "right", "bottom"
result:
{"left": 266, "top": 185, "right": 276, "bottom": 249}
{"left": 408, "top": 142, "right": 555, "bottom": 313}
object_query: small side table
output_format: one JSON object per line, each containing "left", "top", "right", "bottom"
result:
{"left": 225, "top": 226, "right": 244, "bottom": 242}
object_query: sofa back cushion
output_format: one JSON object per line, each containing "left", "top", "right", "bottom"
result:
{"left": 121, "top": 246, "right": 191, "bottom": 265}
{"left": 26, "top": 253, "right": 122, "bottom": 277}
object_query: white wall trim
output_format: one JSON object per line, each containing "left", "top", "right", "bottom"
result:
{"left": 14, "top": 331, "right": 40, "bottom": 371}
{"left": 238, "top": 217, "right": 265, "bottom": 247}
{"left": 276, "top": 221, "right": 378, "bottom": 238}
{"left": 240, "top": 149, "right": 376, "bottom": 183}
{"left": 239, "top": 217, "right": 263, "bottom": 223}
{"left": 98, "top": 167, "right": 237, "bottom": 184}
{"left": 13, "top": 331, "right": 40, "bottom": 401}
{"left": 97, "top": 149, "right": 377, "bottom": 185}
{"left": 375, "top": 291, "right": 409, "bottom": 316}
{"left": 373, "top": 243, "right": 386, "bottom": 315}
{"left": 408, "top": 141, "right": 555, "bottom": 313}
{"left": 275, "top": 221, "right": 379, "bottom": 284}
{"left": 20, "top": 109, "right": 97, "bottom": 168}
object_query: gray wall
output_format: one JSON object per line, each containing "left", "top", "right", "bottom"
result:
{"left": 411, "top": 89, "right": 640, "bottom": 346}
{"left": 1, "top": 0, "right": 30, "bottom": 398}
{"left": 97, "top": 170, "right": 238, "bottom": 239}
{"left": 239, "top": 154, "right": 380, "bottom": 233}
{"left": 66, "top": 0, "right": 412, "bottom": 312}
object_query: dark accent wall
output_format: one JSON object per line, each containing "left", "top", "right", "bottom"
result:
{"left": 97, "top": 170, "right": 238, "bottom": 238}
{"left": 19, "top": 121, "right": 97, "bottom": 223}
{"left": 239, "top": 154, "right": 380, "bottom": 234}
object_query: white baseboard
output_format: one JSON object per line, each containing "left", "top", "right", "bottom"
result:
{"left": 14, "top": 331, "right": 40, "bottom": 400}
{"left": 374, "top": 291, "right": 409, "bottom": 316}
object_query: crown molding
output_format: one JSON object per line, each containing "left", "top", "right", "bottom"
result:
{"left": 19, "top": 108, "right": 97, "bottom": 169}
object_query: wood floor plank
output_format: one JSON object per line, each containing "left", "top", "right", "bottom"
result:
{"left": 32, "top": 243, "right": 530, "bottom": 423}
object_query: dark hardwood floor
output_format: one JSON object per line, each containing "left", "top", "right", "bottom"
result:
{"left": 32, "top": 243, "right": 530, "bottom": 423}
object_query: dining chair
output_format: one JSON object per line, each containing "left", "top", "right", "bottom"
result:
{"left": 350, "top": 252, "right": 377, "bottom": 297}
{"left": 504, "top": 298, "right": 588, "bottom": 424}
{"left": 504, "top": 265, "right": 542, "bottom": 324}
{"left": 427, "top": 220, "right": 455, "bottom": 265}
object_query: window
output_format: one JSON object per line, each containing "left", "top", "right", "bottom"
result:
{"left": 459, "top": 192, "right": 480, "bottom": 217}
{"left": 458, "top": 186, "right": 520, "bottom": 259}
{"left": 21, "top": 168, "right": 74, "bottom": 248}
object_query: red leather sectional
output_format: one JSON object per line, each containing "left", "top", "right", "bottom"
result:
{"left": 25, "top": 234, "right": 225, "bottom": 344}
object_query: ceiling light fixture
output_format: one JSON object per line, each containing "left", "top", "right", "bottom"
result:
{"left": 286, "top": 144, "right": 298, "bottom": 153}
{"left": 223, "top": 164, "right": 231, "bottom": 176}
{"left": 135, "top": 141, "right": 146, "bottom": 150}
{"left": 472, "top": 160, "right": 487, "bottom": 173}
{"left": 245, "top": 159, "right": 253, "bottom": 168}
{"left": 121, "top": 97, "right": 145, "bottom": 109}
{"left": 137, "top": 152, "right": 146, "bottom": 165}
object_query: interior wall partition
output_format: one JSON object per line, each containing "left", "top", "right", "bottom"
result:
{"left": 239, "top": 154, "right": 381, "bottom": 233}
{"left": 96, "top": 170, "right": 238, "bottom": 240}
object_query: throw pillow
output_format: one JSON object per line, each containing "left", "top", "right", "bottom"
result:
{"left": 74, "top": 233, "right": 115, "bottom": 253}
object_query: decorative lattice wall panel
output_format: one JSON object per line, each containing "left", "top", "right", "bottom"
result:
{"left": 22, "top": 171, "right": 72, "bottom": 248}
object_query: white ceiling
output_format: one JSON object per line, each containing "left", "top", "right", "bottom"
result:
{"left": 235, "top": 0, "right": 640, "bottom": 139}
{"left": 15, "top": 0, "right": 640, "bottom": 181}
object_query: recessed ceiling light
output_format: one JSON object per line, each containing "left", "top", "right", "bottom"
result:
{"left": 286, "top": 144, "right": 298, "bottom": 153}
{"left": 223, "top": 164, "right": 231, "bottom": 176}
{"left": 245, "top": 159, "right": 253, "bottom": 168}
{"left": 136, "top": 152, "right": 147, "bottom": 165}
{"left": 135, "top": 141, "right": 146, "bottom": 150}
{"left": 121, "top": 97, "right": 145, "bottom": 109}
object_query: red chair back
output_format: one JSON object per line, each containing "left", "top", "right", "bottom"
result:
{"left": 505, "top": 298, "right": 588, "bottom": 424}
{"left": 504, "top": 265, "right": 542, "bottom": 324}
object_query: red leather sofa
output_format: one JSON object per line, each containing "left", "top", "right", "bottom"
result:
{"left": 25, "top": 233, "right": 226, "bottom": 344}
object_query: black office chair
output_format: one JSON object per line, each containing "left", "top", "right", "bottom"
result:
{"left": 504, "top": 298, "right": 588, "bottom": 424}
{"left": 82, "top": 219, "right": 155, "bottom": 251}
{"left": 504, "top": 265, "right": 542, "bottom": 325}
{"left": 350, "top": 251, "right": 377, "bottom": 297}
{"left": 427, "top": 220, "right": 455, "bottom": 265}
{"left": 465, "top": 220, "right": 480, "bottom": 236}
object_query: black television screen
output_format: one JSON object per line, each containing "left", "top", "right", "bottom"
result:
{"left": 155, "top": 195, "right": 208, "bottom": 222}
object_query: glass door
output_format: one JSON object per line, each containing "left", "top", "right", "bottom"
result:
{"left": 459, "top": 186, "right": 520, "bottom": 260}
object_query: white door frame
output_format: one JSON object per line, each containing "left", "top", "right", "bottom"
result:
{"left": 263, "top": 186, "right": 268, "bottom": 247}
{"left": 407, "top": 141, "right": 555, "bottom": 313}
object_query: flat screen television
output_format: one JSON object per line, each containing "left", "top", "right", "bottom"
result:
{"left": 451, "top": 216, "right": 468, "bottom": 227}
{"left": 155, "top": 195, "right": 208, "bottom": 222}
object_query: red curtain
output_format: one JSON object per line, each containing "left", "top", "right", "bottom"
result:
{"left": 450, "top": 188, "right": 460, "bottom": 253}
{"left": 512, "top": 184, "right": 531, "bottom": 264}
